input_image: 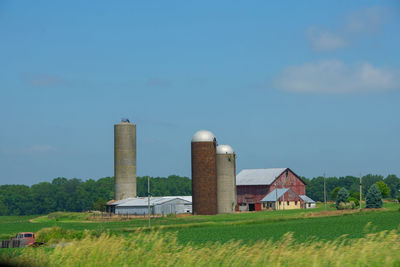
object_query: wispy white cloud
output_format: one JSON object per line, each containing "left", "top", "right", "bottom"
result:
{"left": 274, "top": 60, "right": 400, "bottom": 94}
{"left": 307, "top": 28, "right": 348, "bottom": 51}
{"left": 307, "top": 6, "right": 389, "bottom": 52}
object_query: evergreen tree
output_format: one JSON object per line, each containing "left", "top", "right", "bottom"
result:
{"left": 366, "top": 184, "right": 383, "bottom": 208}
{"left": 336, "top": 187, "right": 349, "bottom": 209}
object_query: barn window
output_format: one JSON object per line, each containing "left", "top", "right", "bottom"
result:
{"left": 295, "top": 201, "right": 297, "bottom": 205}
{"left": 308, "top": 203, "right": 311, "bottom": 207}
{"left": 287, "top": 201, "right": 289, "bottom": 206}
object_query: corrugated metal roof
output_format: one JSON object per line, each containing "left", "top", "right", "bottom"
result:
{"left": 164, "top": 196, "right": 192, "bottom": 202}
{"left": 236, "top": 168, "right": 287, "bottom": 185}
{"left": 260, "top": 188, "right": 289, "bottom": 202}
{"left": 299, "top": 195, "right": 315, "bottom": 203}
{"left": 117, "top": 196, "right": 192, "bottom": 207}
{"left": 107, "top": 197, "right": 136, "bottom": 206}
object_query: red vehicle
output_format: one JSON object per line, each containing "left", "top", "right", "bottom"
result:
{"left": 14, "top": 232, "right": 36, "bottom": 246}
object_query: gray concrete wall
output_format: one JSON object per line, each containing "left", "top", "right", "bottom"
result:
{"left": 114, "top": 122, "right": 136, "bottom": 200}
{"left": 217, "top": 153, "right": 237, "bottom": 213}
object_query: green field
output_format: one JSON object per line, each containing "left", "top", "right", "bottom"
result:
{"left": 0, "top": 203, "right": 399, "bottom": 244}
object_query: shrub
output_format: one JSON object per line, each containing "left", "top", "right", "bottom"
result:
{"left": 347, "top": 201, "right": 356, "bottom": 210}
{"left": 347, "top": 197, "right": 360, "bottom": 207}
{"left": 366, "top": 184, "right": 383, "bottom": 208}
{"left": 336, "top": 188, "right": 349, "bottom": 210}
{"left": 339, "top": 201, "right": 356, "bottom": 210}
{"left": 350, "top": 191, "right": 360, "bottom": 200}
{"left": 36, "top": 227, "right": 87, "bottom": 244}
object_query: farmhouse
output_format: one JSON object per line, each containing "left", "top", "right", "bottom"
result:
{"left": 236, "top": 168, "right": 314, "bottom": 211}
{"left": 106, "top": 196, "right": 192, "bottom": 215}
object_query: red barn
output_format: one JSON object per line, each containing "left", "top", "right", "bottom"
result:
{"left": 236, "top": 168, "right": 307, "bottom": 211}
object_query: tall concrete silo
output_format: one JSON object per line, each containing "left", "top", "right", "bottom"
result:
{"left": 191, "top": 130, "right": 217, "bottom": 215}
{"left": 216, "top": 144, "right": 236, "bottom": 214}
{"left": 114, "top": 120, "right": 136, "bottom": 200}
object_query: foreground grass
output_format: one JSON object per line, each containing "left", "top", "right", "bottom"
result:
{"left": 2, "top": 229, "right": 400, "bottom": 267}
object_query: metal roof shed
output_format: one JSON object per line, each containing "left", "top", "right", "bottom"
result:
{"left": 114, "top": 196, "right": 192, "bottom": 215}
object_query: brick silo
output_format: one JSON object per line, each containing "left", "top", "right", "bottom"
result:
{"left": 216, "top": 144, "right": 236, "bottom": 214}
{"left": 191, "top": 130, "right": 217, "bottom": 215}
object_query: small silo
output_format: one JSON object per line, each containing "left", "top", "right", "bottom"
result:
{"left": 114, "top": 119, "right": 136, "bottom": 200}
{"left": 191, "top": 130, "right": 218, "bottom": 215}
{"left": 216, "top": 144, "right": 237, "bottom": 214}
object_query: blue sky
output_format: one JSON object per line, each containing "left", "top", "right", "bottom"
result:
{"left": 1, "top": 1, "right": 399, "bottom": 185}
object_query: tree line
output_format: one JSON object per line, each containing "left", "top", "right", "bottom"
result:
{"left": 0, "top": 173, "right": 398, "bottom": 216}
{"left": 0, "top": 175, "right": 191, "bottom": 216}
{"left": 302, "top": 174, "right": 400, "bottom": 202}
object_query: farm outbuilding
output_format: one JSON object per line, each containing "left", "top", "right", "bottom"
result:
{"left": 108, "top": 196, "right": 192, "bottom": 215}
{"left": 106, "top": 198, "right": 136, "bottom": 213}
{"left": 236, "top": 168, "right": 314, "bottom": 211}
{"left": 260, "top": 188, "right": 303, "bottom": 210}
{"left": 299, "top": 195, "right": 316, "bottom": 209}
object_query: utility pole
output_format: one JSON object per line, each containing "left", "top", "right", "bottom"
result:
{"left": 359, "top": 173, "right": 362, "bottom": 211}
{"left": 148, "top": 176, "right": 151, "bottom": 228}
{"left": 275, "top": 181, "right": 278, "bottom": 210}
{"left": 324, "top": 172, "right": 327, "bottom": 211}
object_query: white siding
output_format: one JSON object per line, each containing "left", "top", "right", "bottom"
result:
{"left": 114, "top": 197, "right": 192, "bottom": 215}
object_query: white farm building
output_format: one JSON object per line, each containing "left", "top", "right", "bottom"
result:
{"left": 106, "top": 196, "right": 192, "bottom": 215}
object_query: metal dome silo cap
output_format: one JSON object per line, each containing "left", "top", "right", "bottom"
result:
{"left": 216, "top": 144, "right": 234, "bottom": 154}
{"left": 191, "top": 130, "right": 216, "bottom": 142}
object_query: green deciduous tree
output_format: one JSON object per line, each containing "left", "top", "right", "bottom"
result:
{"left": 384, "top": 174, "right": 400, "bottom": 198}
{"left": 366, "top": 184, "right": 383, "bottom": 208}
{"left": 0, "top": 197, "right": 9, "bottom": 216}
{"left": 93, "top": 198, "right": 107, "bottom": 211}
{"left": 0, "top": 175, "right": 191, "bottom": 216}
{"left": 376, "top": 181, "right": 390, "bottom": 198}
{"left": 330, "top": 187, "right": 341, "bottom": 200}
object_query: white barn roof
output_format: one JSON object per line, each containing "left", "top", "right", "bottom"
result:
{"left": 236, "top": 168, "right": 287, "bottom": 186}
